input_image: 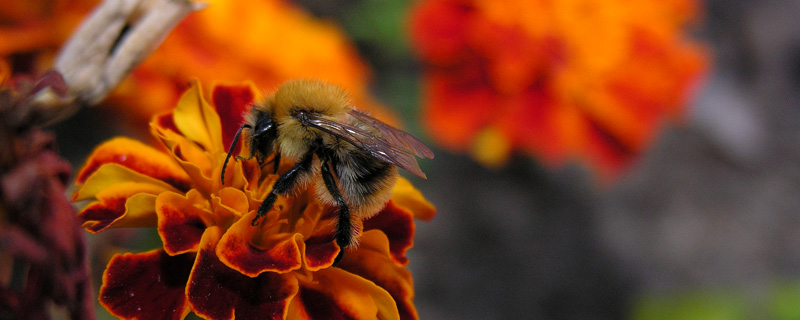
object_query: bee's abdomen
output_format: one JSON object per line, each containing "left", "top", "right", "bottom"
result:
{"left": 323, "top": 151, "right": 397, "bottom": 219}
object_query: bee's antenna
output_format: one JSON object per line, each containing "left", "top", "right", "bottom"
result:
{"left": 221, "top": 124, "right": 250, "bottom": 185}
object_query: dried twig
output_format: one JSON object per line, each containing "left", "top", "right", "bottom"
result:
{"left": 37, "top": 0, "right": 205, "bottom": 125}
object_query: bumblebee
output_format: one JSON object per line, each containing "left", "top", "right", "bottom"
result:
{"left": 222, "top": 79, "right": 433, "bottom": 259}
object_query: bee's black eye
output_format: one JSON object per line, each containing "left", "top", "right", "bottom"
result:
{"left": 253, "top": 114, "right": 274, "bottom": 136}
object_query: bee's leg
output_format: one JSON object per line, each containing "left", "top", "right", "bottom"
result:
{"left": 319, "top": 160, "right": 350, "bottom": 265}
{"left": 251, "top": 151, "right": 314, "bottom": 226}
{"left": 235, "top": 154, "right": 254, "bottom": 161}
{"left": 221, "top": 124, "right": 252, "bottom": 185}
{"left": 272, "top": 152, "right": 281, "bottom": 174}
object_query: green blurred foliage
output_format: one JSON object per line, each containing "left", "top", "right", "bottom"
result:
{"left": 633, "top": 280, "right": 800, "bottom": 320}
{"left": 338, "top": 0, "right": 414, "bottom": 62}
{"left": 334, "top": 0, "right": 424, "bottom": 133}
{"left": 766, "top": 280, "right": 800, "bottom": 320}
{"left": 633, "top": 289, "right": 750, "bottom": 320}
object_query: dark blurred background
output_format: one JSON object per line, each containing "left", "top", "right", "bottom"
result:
{"left": 49, "top": 0, "right": 800, "bottom": 318}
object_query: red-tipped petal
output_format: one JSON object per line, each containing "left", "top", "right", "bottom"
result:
{"left": 156, "top": 191, "right": 210, "bottom": 255}
{"left": 75, "top": 137, "right": 191, "bottom": 192}
{"left": 303, "top": 233, "right": 339, "bottom": 271}
{"left": 338, "top": 231, "right": 418, "bottom": 320}
{"left": 289, "top": 267, "right": 399, "bottom": 320}
{"left": 391, "top": 177, "right": 436, "bottom": 221}
{"left": 363, "top": 201, "right": 415, "bottom": 266}
{"left": 212, "top": 83, "right": 258, "bottom": 148}
{"left": 187, "top": 226, "right": 299, "bottom": 320}
{"left": 217, "top": 212, "right": 303, "bottom": 276}
{"left": 99, "top": 250, "right": 194, "bottom": 320}
{"left": 79, "top": 193, "right": 157, "bottom": 233}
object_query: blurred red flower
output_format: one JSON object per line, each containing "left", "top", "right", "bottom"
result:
{"left": 409, "top": 0, "right": 707, "bottom": 176}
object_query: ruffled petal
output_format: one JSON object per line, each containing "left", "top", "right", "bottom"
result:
{"left": 187, "top": 226, "right": 299, "bottom": 320}
{"left": 212, "top": 83, "right": 259, "bottom": 148}
{"left": 218, "top": 154, "right": 253, "bottom": 192}
{"left": 287, "top": 197, "right": 340, "bottom": 271}
{"left": 288, "top": 267, "right": 400, "bottom": 320}
{"left": 303, "top": 233, "right": 339, "bottom": 271}
{"left": 75, "top": 164, "right": 175, "bottom": 233}
{"left": 208, "top": 187, "right": 250, "bottom": 225}
{"left": 75, "top": 137, "right": 191, "bottom": 192}
{"left": 363, "top": 201, "right": 415, "bottom": 266}
{"left": 154, "top": 112, "right": 181, "bottom": 134}
{"left": 391, "top": 177, "right": 436, "bottom": 221}
{"left": 217, "top": 211, "right": 303, "bottom": 276}
{"left": 172, "top": 137, "right": 215, "bottom": 190}
{"left": 78, "top": 193, "right": 158, "bottom": 233}
{"left": 73, "top": 162, "right": 180, "bottom": 202}
{"left": 156, "top": 190, "right": 212, "bottom": 255}
{"left": 150, "top": 129, "right": 216, "bottom": 195}
{"left": 172, "top": 81, "right": 224, "bottom": 153}
{"left": 338, "top": 230, "right": 418, "bottom": 320}
{"left": 99, "top": 250, "right": 194, "bottom": 320}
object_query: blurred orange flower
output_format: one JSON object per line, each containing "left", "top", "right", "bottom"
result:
{"left": 409, "top": 0, "right": 707, "bottom": 176}
{"left": 115, "top": 0, "right": 395, "bottom": 122}
{"left": 0, "top": 0, "right": 94, "bottom": 74}
{"left": 73, "top": 82, "right": 435, "bottom": 319}
{"left": 0, "top": 0, "right": 394, "bottom": 124}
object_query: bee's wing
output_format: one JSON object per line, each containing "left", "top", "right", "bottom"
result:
{"left": 348, "top": 109, "right": 434, "bottom": 159}
{"left": 301, "top": 113, "right": 429, "bottom": 179}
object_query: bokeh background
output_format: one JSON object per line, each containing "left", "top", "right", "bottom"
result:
{"left": 4, "top": 0, "right": 800, "bottom": 318}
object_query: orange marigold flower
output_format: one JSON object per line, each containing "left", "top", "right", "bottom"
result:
{"left": 0, "top": 0, "right": 395, "bottom": 124}
{"left": 0, "top": 0, "right": 95, "bottom": 72}
{"left": 73, "top": 82, "right": 435, "bottom": 319}
{"left": 409, "top": 0, "right": 707, "bottom": 176}
{"left": 112, "top": 0, "right": 396, "bottom": 124}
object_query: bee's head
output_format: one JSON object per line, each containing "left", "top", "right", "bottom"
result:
{"left": 248, "top": 109, "right": 278, "bottom": 162}
{"left": 222, "top": 107, "right": 278, "bottom": 185}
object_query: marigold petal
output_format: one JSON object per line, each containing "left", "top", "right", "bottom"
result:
{"left": 214, "top": 187, "right": 250, "bottom": 215}
{"left": 173, "top": 137, "right": 215, "bottom": 181}
{"left": 289, "top": 267, "right": 400, "bottom": 320}
{"left": 217, "top": 212, "right": 303, "bottom": 276}
{"left": 364, "top": 201, "right": 415, "bottom": 266}
{"left": 79, "top": 193, "right": 159, "bottom": 233}
{"left": 75, "top": 137, "right": 191, "bottom": 191}
{"left": 219, "top": 157, "right": 253, "bottom": 192}
{"left": 76, "top": 165, "right": 174, "bottom": 233}
{"left": 207, "top": 187, "right": 249, "bottom": 230}
{"left": 151, "top": 133, "right": 216, "bottom": 195}
{"left": 156, "top": 191, "right": 211, "bottom": 255}
{"left": 212, "top": 83, "right": 259, "bottom": 148}
{"left": 187, "top": 226, "right": 299, "bottom": 320}
{"left": 173, "top": 81, "right": 224, "bottom": 153}
{"left": 99, "top": 250, "right": 194, "bottom": 320}
{"left": 73, "top": 162, "right": 180, "bottom": 202}
{"left": 283, "top": 196, "right": 340, "bottom": 271}
{"left": 303, "top": 233, "right": 339, "bottom": 271}
{"left": 338, "top": 230, "right": 418, "bottom": 320}
{"left": 154, "top": 112, "right": 181, "bottom": 134}
{"left": 391, "top": 177, "right": 436, "bottom": 221}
